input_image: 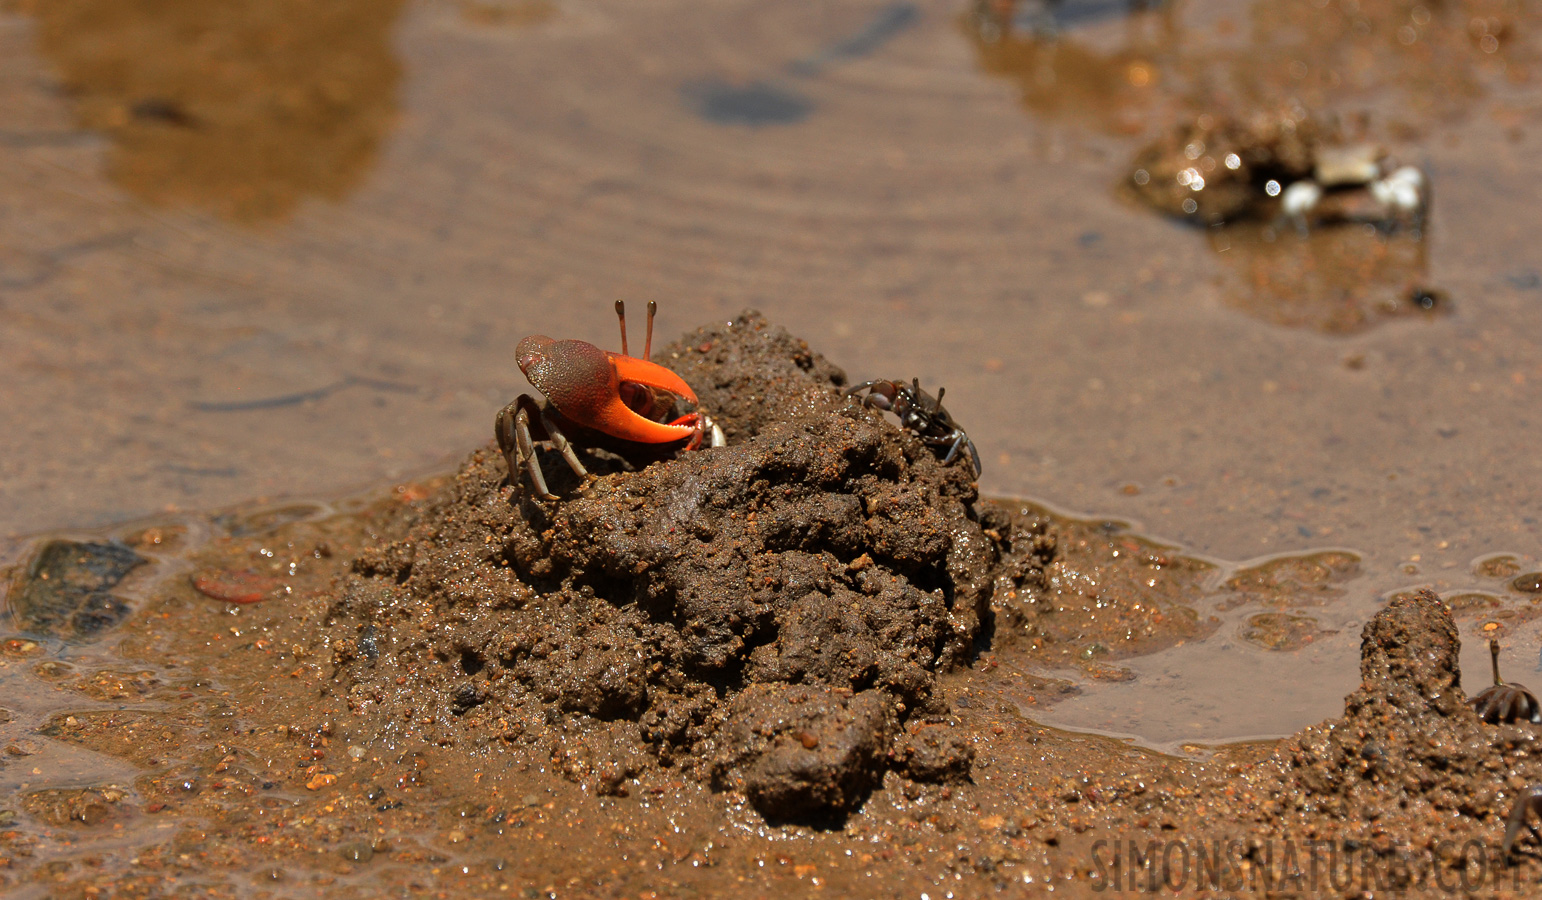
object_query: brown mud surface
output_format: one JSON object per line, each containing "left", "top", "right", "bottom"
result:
{"left": 5, "top": 316, "right": 1542, "bottom": 897}
{"left": 8, "top": 0, "right": 1542, "bottom": 895}
{"left": 7, "top": 0, "right": 1542, "bottom": 753}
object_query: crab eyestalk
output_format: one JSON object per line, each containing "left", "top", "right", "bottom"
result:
{"left": 614, "top": 300, "right": 629, "bottom": 357}
{"left": 644, "top": 300, "right": 655, "bottom": 358}
{"left": 1492, "top": 637, "right": 1504, "bottom": 688}
{"left": 613, "top": 299, "right": 658, "bottom": 360}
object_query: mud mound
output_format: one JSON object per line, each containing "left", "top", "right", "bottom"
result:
{"left": 326, "top": 312, "right": 1016, "bottom": 822}
{"left": 1273, "top": 591, "right": 1492, "bottom": 814}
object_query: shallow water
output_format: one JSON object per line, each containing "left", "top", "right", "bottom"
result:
{"left": 4, "top": 0, "right": 1542, "bottom": 759}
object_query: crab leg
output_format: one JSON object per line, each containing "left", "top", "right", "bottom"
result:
{"left": 496, "top": 397, "right": 557, "bottom": 500}
{"left": 496, "top": 398, "right": 543, "bottom": 498}
{"left": 921, "top": 431, "right": 982, "bottom": 478}
{"left": 495, "top": 395, "right": 592, "bottom": 500}
{"left": 965, "top": 440, "right": 983, "bottom": 478}
{"left": 538, "top": 405, "right": 589, "bottom": 482}
{"left": 495, "top": 399, "right": 521, "bottom": 477}
{"left": 516, "top": 408, "right": 555, "bottom": 500}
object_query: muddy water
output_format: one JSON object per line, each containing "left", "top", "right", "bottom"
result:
{"left": 4, "top": 0, "right": 1542, "bottom": 876}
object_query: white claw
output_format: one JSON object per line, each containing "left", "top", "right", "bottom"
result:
{"left": 1280, "top": 179, "right": 1323, "bottom": 220}
{"left": 1370, "top": 165, "right": 1427, "bottom": 216}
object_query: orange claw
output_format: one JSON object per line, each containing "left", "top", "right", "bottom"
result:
{"left": 514, "top": 337, "right": 699, "bottom": 444}
{"left": 498, "top": 301, "right": 725, "bottom": 498}
{"left": 594, "top": 355, "right": 700, "bottom": 442}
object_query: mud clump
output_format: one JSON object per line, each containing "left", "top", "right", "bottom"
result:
{"left": 328, "top": 312, "right": 1013, "bottom": 822}
{"left": 1271, "top": 590, "right": 1486, "bottom": 813}
{"left": 710, "top": 684, "right": 898, "bottom": 824}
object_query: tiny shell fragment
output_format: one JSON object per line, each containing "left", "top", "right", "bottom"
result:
{"left": 191, "top": 570, "right": 280, "bottom": 604}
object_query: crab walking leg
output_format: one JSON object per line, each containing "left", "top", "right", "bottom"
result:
{"left": 965, "top": 440, "right": 983, "bottom": 478}
{"left": 537, "top": 405, "right": 590, "bottom": 483}
{"left": 924, "top": 433, "right": 964, "bottom": 465}
{"left": 494, "top": 399, "right": 526, "bottom": 482}
{"left": 494, "top": 395, "right": 593, "bottom": 500}
{"left": 495, "top": 397, "right": 558, "bottom": 500}
{"left": 516, "top": 408, "right": 556, "bottom": 500}
{"left": 844, "top": 380, "right": 897, "bottom": 408}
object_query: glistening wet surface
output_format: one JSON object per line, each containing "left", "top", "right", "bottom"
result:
{"left": 5, "top": 0, "right": 1542, "bottom": 894}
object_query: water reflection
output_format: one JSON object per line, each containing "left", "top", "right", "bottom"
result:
{"left": 458, "top": 0, "right": 556, "bottom": 28}
{"left": 1211, "top": 223, "right": 1441, "bottom": 333}
{"left": 681, "top": 2, "right": 920, "bottom": 127}
{"left": 11, "top": 0, "right": 405, "bottom": 222}
{"left": 968, "top": 0, "right": 1537, "bottom": 131}
{"left": 966, "top": 0, "right": 1175, "bottom": 135}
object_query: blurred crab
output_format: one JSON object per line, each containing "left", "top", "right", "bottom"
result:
{"left": 1505, "top": 785, "right": 1542, "bottom": 859}
{"left": 495, "top": 301, "right": 724, "bottom": 500}
{"left": 1470, "top": 637, "right": 1541, "bottom": 725}
{"left": 845, "top": 377, "right": 982, "bottom": 478}
{"left": 1263, "top": 143, "right": 1429, "bottom": 236}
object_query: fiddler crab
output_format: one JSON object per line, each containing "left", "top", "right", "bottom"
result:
{"left": 1483, "top": 637, "right": 1542, "bottom": 862}
{"left": 1507, "top": 786, "right": 1542, "bottom": 860}
{"left": 1470, "top": 637, "right": 1541, "bottom": 725}
{"left": 495, "top": 301, "right": 724, "bottom": 499}
{"left": 1276, "top": 146, "right": 1428, "bottom": 235}
{"left": 845, "top": 377, "right": 982, "bottom": 478}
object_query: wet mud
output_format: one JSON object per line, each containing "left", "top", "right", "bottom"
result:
{"left": 7, "top": 540, "right": 144, "bottom": 640}
{"left": 6, "top": 316, "right": 1542, "bottom": 896}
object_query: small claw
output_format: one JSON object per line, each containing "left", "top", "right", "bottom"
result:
{"left": 691, "top": 415, "right": 726, "bottom": 450}
{"left": 940, "top": 432, "right": 963, "bottom": 466}
{"left": 966, "top": 439, "right": 984, "bottom": 479}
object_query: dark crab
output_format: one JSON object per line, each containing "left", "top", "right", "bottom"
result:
{"left": 844, "top": 378, "right": 982, "bottom": 478}
{"left": 1504, "top": 785, "right": 1542, "bottom": 859}
{"left": 1470, "top": 638, "right": 1542, "bottom": 725}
